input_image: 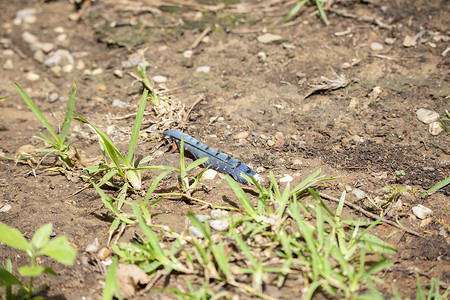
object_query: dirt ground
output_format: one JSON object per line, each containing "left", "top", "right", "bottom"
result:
{"left": 0, "top": 0, "right": 449, "bottom": 299}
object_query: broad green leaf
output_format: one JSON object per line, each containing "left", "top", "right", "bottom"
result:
{"left": 31, "top": 223, "right": 52, "bottom": 249}
{"left": 127, "top": 89, "right": 148, "bottom": 164}
{"left": 38, "top": 236, "right": 77, "bottom": 265}
{"left": 0, "top": 268, "right": 23, "bottom": 286}
{"left": 18, "top": 265, "right": 45, "bottom": 277}
{"left": 61, "top": 82, "right": 77, "bottom": 143}
{"left": 15, "top": 83, "right": 59, "bottom": 144}
{"left": 0, "top": 222, "right": 30, "bottom": 251}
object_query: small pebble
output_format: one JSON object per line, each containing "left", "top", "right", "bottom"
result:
{"left": 38, "top": 42, "right": 55, "bottom": 53}
{"left": 194, "top": 215, "right": 210, "bottom": 222}
{"left": 112, "top": 99, "right": 129, "bottom": 108}
{"left": 209, "top": 219, "right": 229, "bottom": 231}
{"left": 0, "top": 204, "right": 12, "bottom": 213}
{"left": 279, "top": 174, "right": 293, "bottom": 183}
{"left": 412, "top": 204, "right": 432, "bottom": 219}
{"left": 48, "top": 92, "right": 59, "bottom": 103}
{"left": 282, "top": 42, "right": 296, "bottom": 49}
{"left": 16, "top": 8, "right": 36, "bottom": 19}
{"left": 81, "top": 256, "right": 89, "bottom": 267}
{"left": 85, "top": 238, "right": 99, "bottom": 252}
{"left": 50, "top": 65, "right": 62, "bottom": 77}
{"left": 370, "top": 42, "right": 384, "bottom": 51}
{"left": 352, "top": 188, "right": 366, "bottom": 200}
{"left": 92, "top": 68, "right": 103, "bottom": 75}
{"left": 113, "top": 69, "right": 123, "bottom": 78}
{"left": 403, "top": 35, "right": 416, "bottom": 47}
{"left": 33, "top": 50, "right": 45, "bottom": 63}
{"left": 17, "top": 144, "right": 35, "bottom": 154}
{"left": 3, "top": 49, "right": 14, "bottom": 56}
{"left": 257, "top": 33, "right": 282, "bottom": 44}
{"left": 22, "top": 31, "right": 38, "bottom": 44}
{"left": 63, "top": 64, "right": 73, "bottom": 73}
{"left": 3, "top": 59, "right": 13, "bottom": 70}
{"left": 189, "top": 226, "right": 204, "bottom": 238}
{"left": 152, "top": 75, "right": 167, "bottom": 83}
{"left": 210, "top": 209, "right": 229, "bottom": 218}
{"left": 257, "top": 52, "right": 267, "bottom": 61}
{"left": 203, "top": 169, "right": 217, "bottom": 180}
{"left": 26, "top": 72, "right": 40, "bottom": 81}
{"left": 428, "top": 122, "right": 444, "bottom": 136}
{"left": 385, "top": 37, "right": 396, "bottom": 45}
{"left": 196, "top": 66, "right": 210, "bottom": 73}
{"left": 416, "top": 108, "right": 439, "bottom": 124}
{"left": 233, "top": 131, "right": 249, "bottom": 140}
{"left": 57, "top": 34, "right": 67, "bottom": 43}
{"left": 54, "top": 26, "right": 65, "bottom": 33}
{"left": 24, "top": 15, "right": 36, "bottom": 24}
{"left": 256, "top": 166, "right": 265, "bottom": 174}
{"left": 97, "top": 248, "right": 110, "bottom": 260}
{"left": 183, "top": 50, "right": 193, "bottom": 59}
{"left": 267, "top": 139, "right": 275, "bottom": 147}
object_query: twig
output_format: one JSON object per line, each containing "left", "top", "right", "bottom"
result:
{"left": 319, "top": 192, "right": 422, "bottom": 237}
{"left": 184, "top": 94, "right": 205, "bottom": 122}
{"left": 190, "top": 26, "right": 211, "bottom": 50}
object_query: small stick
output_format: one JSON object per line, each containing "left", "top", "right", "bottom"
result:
{"left": 184, "top": 94, "right": 205, "bottom": 122}
{"left": 190, "top": 26, "right": 211, "bottom": 50}
{"left": 319, "top": 192, "right": 422, "bottom": 237}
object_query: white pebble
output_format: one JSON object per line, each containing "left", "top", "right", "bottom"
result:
{"left": 54, "top": 26, "right": 65, "bottom": 33}
{"left": 92, "top": 68, "right": 103, "bottom": 75}
{"left": 24, "top": 15, "right": 37, "bottom": 24}
{"left": 183, "top": 50, "right": 193, "bottom": 58}
{"left": 385, "top": 37, "right": 396, "bottom": 45}
{"left": 412, "top": 204, "right": 432, "bottom": 219}
{"left": 203, "top": 169, "right": 217, "bottom": 180}
{"left": 279, "top": 174, "right": 293, "bottom": 183}
{"left": 3, "top": 59, "right": 14, "bottom": 70}
{"left": 113, "top": 69, "right": 123, "bottom": 78}
{"left": 16, "top": 8, "right": 36, "bottom": 19}
{"left": 257, "top": 51, "right": 267, "bottom": 61}
{"left": 50, "top": 65, "right": 62, "bottom": 77}
{"left": 3, "top": 49, "right": 14, "bottom": 56}
{"left": 0, "top": 204, "right": 12, "bottom": 213}
{"left": 26, "top": 72, "right": 40, "bottom": 81}
{"left": 403, "top": 35, "right": 416, "bottom": 47}
{"left": 257, "top": 33, "right": 282, "bottom": 44}
{"left": 112, "top": 99, "right": 129, "bottom": 108}
{"left": 352, "top": 188, "right": 366, "bottom": 200}
{"left": 33, "top": 50, "right": 45, "bottom": 63}
{"left": 416, "top": 108, "right": 439, "bottom": 124}
{"left": 22, "top": 31, "right": 38, "bottom": 44}
{"left": 209, "top": 219, "right": 229, "bottom": 231}
{"left": 210, "top": 209, "right": 229, "bottom": 218}
{"left": 233, "top": 131, "right": 249, "bottom": 140}
{"left": 85, "top": 238, "right": 99, "bottom": 252}
{"left": 63, "top": 64, "right": 73, "bottom": 73}
{"left": 196, "top": 66, "right": 210, "bottom": 73}
{"left": 189, "top": 226, "right": 204, "bottom": 238}
{"left": 152, "top": 75, "right": 167, "bottom": 83}
{"left": 428, "top": 121, "right": 444, "bottom": 136}
{"left": 57, "top": 34, "right": 67, "bottom": 43}
{"left": 370, "top": 42, "right": 384, "bottom": 51}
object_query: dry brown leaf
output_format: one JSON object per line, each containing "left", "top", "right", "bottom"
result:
{"left": 116, "top": 263, "right": 151, "bottom": 299}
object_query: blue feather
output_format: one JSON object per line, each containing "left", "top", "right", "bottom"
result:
{"left": 162, "top": 130, "right": 261, "bottom": 184}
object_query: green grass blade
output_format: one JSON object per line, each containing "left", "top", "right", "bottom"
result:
{"left": 185, "top": 157, "right": 209, "bottom": 173}
{"left": 103, "top": 256, "right": 122, "bottom": 300}
{"left": 188, "top": 212, "right": 211, "bottom": 241}
{"left": 75, "top": 113, "right": 125, "bottom": 170}
{"left": 144, "top": 170, "right": 172, "bottom": 206}
{"left": 315, "top": 0, "right": 330, "bottom": 25}
{"left": 225, "top": 175, "right": 259, "bottom": 220}
{"left": 15, "top": 83, "right": 61, "bottom": 146}
{"left": 282, "top": 0, "right": 308, "bottom": 23}
{"left": 127, "top": 89, "right": 148, "bottom": 164}
{"left": 422, "top": 176, "right": 450, "bottom": 198}
{"left": 60, "top": 82, "right": 76, "bottom": 144}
